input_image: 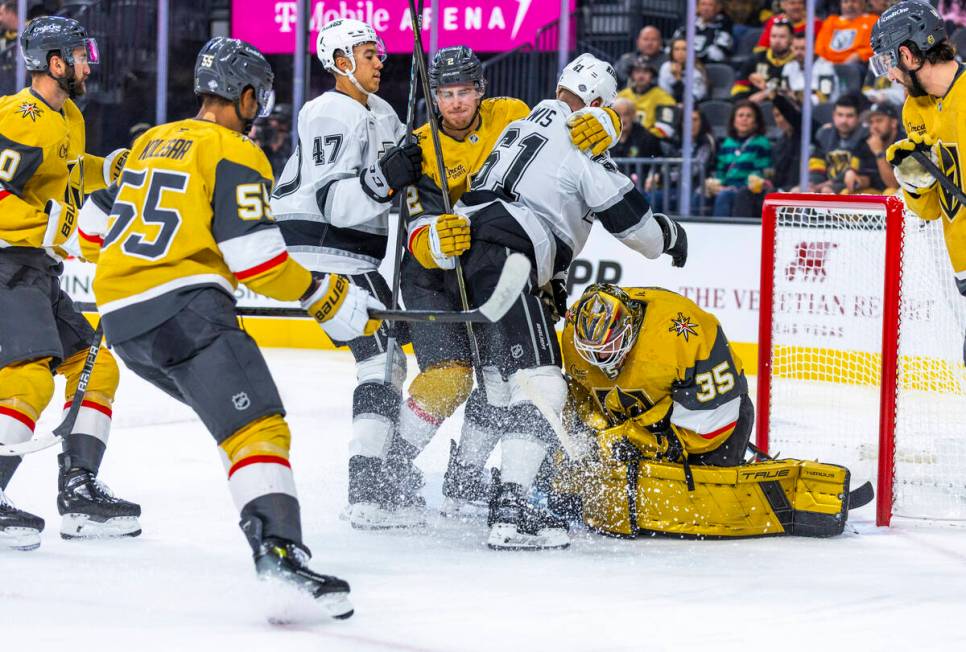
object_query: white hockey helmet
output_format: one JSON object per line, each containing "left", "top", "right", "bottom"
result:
{"left": 316, "top": 18, "right": 386, "bottom": 75}
{"left": 557, "top": 53, "right": 618, "bottom": 107}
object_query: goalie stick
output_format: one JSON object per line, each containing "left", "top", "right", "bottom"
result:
{"left": 72, "top": 253, "right": 530, "bottom": 324}
{"left": 0, "top": 322, "right": 104, "bottom": 457}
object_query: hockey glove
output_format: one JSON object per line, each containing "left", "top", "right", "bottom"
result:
{"left": 567, "top": 106, "right": 621, "bottom": 157}
{"left": 539, "top": 276, "right": 569, "bottom": 322}
{"left": 41, "top": 200, "right": 77, "bottom": 248}
{"left": 301, "top": 274, "right": 384, "bottom": 342}
{"left": 887, "top": 131, "right": 939, "bottom": 195}
{"left": 654, "top": 212, "right": 688, "bottom": 267}
{"left": 103, "top": 148, "right": 130, "bottom": 186}
{"left": 360, "top": 142, "right": 423, "bottom": 202}
{"left": 408, "top": 214, "right": 471, "bottom": 270}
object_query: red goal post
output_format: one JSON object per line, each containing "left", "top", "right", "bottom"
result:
{"left": 756, "top": 193, "right": 966, "bottom": 527}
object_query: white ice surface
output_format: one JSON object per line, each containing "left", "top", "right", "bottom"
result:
{"left": 2, "top": 349, "right": 966, "bottom": 651}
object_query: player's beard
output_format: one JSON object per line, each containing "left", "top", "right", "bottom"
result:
{"left": 898, "top": 62, "right": 929, "bottom": 98}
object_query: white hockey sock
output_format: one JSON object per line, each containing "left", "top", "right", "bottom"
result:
{"left": 348, "top": 414, "right": 394, "bottom": 459}
{"left": 457, "top": 419, "right": 501, "bottom": 470}
{"left": 499, "top": 437, "right": 548, "bottom": 490}
{"left": 397, "top": 397, "right": 441, "bottom": 453}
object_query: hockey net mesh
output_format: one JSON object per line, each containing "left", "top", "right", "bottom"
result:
{"left": 765, "top": 200, "right": 966, "bottom": 522}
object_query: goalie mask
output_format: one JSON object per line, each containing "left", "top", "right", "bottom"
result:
{"left": 571, "top": 284, "right": 643, "bottom": 378}
{"left": 316, "top": 18, "right": 386, "bottom": 96}
{"left": 557, "top": 53, "right": 618, "bottom": 107}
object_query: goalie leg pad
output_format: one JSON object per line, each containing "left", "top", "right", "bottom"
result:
{"left": 58, "top": 346, "right": 119, "bottom": 473}
{"left": 220, "top": 414, "right": 302, "bottom": 545}
{"left": 572, "top": 458, "right": 852, "bottom": 538}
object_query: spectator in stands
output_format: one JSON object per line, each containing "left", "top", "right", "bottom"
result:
{"left": 781, "top": 31, "right": 839, "bottom": 104}
{"left": 866, "top": 101, "right": 901, "bottom": 192}
{"left": 672, "top": 0, "right": 734, "bottom": 63}
{"left": 705, "top": 100, "right": 771, "bottom": 217}
{"left": 724, "top": 0, "right": 771, "bottom": 42}
{"left": 809, "top": 93, "right": 881, "bottom": 194}
{"left": 757, "top": 0, "right": 824, "bottom": 51}
{"left": 615, "top": 26, "right": 668, "bottom": 87}
{"left": 939, "top": 0, "right": 966, "bottom": 35}
{"left": 645, "top": 108, "right": 718, "bottom": 215}
{"left": 732, "top": 18, "right": 795, "bottom": 101}
{"left": 870, "top": 0, "right": 898, "bottom": 16}
{"left": 659, "top": 38, "right": 709, "bottom": 103}
{"left": 0, "top": 0, "right": 18, "bottom": 95}
{"left": 767, "top": 94, "right": 806, "bottom": 192}
{"left": 611, "top": 97, "right": 663, "bottom": 160}
{"left": 814, "top": 0, "right": 877, "bottom": 65}
{"left": 253, "top": 103, "right": 293, "bottom": 179}
{"left": 618, "top": 59, "right": 677, "bottom": 133}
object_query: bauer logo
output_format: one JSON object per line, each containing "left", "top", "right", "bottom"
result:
{"left": 232, "top": 392, "right": 251, "bottom": 411}
{"left": 784, "top": 241, "right": 838, "bottom": 282}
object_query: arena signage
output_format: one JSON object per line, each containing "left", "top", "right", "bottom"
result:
{"left": 231, "top": 1, "right": 575, "bottom": 54}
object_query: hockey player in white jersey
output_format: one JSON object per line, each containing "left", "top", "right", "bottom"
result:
{"left": 444, "top": 53, "right": 688, "bottom": 550}
{"left": 270, "top": 19, "right": 424, "bottom": 529}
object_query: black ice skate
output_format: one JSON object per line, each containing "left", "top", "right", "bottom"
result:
{"left": 441, "top": 439, "right": 491, "bottom": 519}
{"left": 0, "top": 491, "right": 44, "bottom": 551}
{"left": 487, "top": 476, "right": 570, "bottom": 551}
{"left": 345, "top": 453, "right": 426, "bottom": 530}
{"left": 57, "top": 455, "right": 141, "bottom": 540}
{"left": 254, "top": 538, "right": 354, "bottom": 620}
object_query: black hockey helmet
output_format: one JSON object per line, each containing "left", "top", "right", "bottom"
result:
{"left": 20, "top": 16, "right": 98, "bottom": 72}
{"left": 428, "top": 46, "right": 485, "bottom": 95}
{"left": 194, "top": 37, "right": 275, "bottom": 119}
{"left": 870, "top": 1, "right": 946, "bottom": 77}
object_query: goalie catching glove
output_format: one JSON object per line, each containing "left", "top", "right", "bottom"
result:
{"left": 360, "top": 141, "right": 423, "bottom": 202}
{"left": 408, "top": 213, "right": 471, "bottom": 270}
{"left": 301, "top": 274, "right": 384, "bottom": 341}
{"left": 567, "top": 106, "right": 621, "bottom": 157}
{"left": 886, "top": 130, "right": 938, "bottom": 195}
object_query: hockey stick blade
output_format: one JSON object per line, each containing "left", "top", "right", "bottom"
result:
{"left": 0, "top": 434, "right": 62, "bottom": 457}
{"left": 848, "top": 480, "right": 874, "bottom": 510}
{"left": 72, "top": 254, "right": 531, "bottom": 324}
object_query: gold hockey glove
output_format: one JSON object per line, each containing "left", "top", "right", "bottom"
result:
{"left": 42, "top": 200, "right": 77, "bottom": 248}
{"left": 886, "top": 131, "right": 938, "bottom": 194}
{"left": 567, "top": 106, "right": 621, "bottom": 157}
{"left": 408, "top": 213, "right": 471, "bottom": 270}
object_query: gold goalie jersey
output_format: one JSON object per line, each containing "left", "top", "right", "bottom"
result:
{"left": 901, "top": 63, "right": 966, "bottom": 294}
{"left": 86, "top": 118, "right": 311, "bottom": 345}
{"left": 562, "top": 288, "right": 749, "bottom": 456}
{"left": 405, "top": 96, "right": 529, "bottom": 221}
{"left": 0, "top": 88, "right": 107, "bottom": 249}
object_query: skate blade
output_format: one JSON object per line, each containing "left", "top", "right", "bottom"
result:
{"left": 346, "top": 504, "right": 426, "bottom": 530}
{"left": 60, "top": 514, "right": 142, "bottom": 540}
{"left": 440, "top": 497, "right": 488, "bottom": 520}
{"left": 0, "top": 527, "right": 42, "bottom": 551}
{"left": 486, "top": 524, "right": 570, "bottom": 551}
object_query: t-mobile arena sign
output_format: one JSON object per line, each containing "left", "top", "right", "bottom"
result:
{"left": 231, "top": 1, "right": 573, "bottom": 54}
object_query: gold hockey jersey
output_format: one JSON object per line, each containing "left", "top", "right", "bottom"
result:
{"left": 405, "top": 96, "right": 529, "bottom": 219}
{"left": 901, "top": 63, "right": 966, "bottom": 294}
{"left": 0, "top": 87, "right": 107, "bottom": 249}
{"left": 562, "top": 287, "right": 748, "bottom": 456}
{"left": 87, "top": 118, "right": 312, "bottom": 344}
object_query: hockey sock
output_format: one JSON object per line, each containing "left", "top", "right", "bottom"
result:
{"left": 349, "top": 382, "right": 399, "bottom": 458}
{"left": 457, "top": 389, "right": 505, "bottom": 470}
{"left": 59, "top": 347, "right": 119, "bottom": 473}
{"left": 499, "top": 437, "right": 549, "bottom": 491}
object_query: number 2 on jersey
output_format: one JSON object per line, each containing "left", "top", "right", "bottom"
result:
{"left": 103, "top": 168, "right": 188, "bottom": 260}
{"left": 471, "top": 128, "right": 548, "bottom": 202}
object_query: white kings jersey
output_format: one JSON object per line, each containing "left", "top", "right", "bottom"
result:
{"left": 270, "top": 91, "right": 404, "bottom": 274}
{"left": 455, "top": 99, "right": 666, "bottom": 286}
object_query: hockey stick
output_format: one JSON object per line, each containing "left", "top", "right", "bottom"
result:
{"left": 70, "top": 254, "right": 529, "bottom": 324}
{"left": 406, "top": 0, "right": 487, "bottom": 390}
{"left": 383, "top": 0, "right": 424, "bottom": 384}
{"left": 0, "top": 322, "right": 103, "bottom": 457}
{"left": 910, "top": 150, "right": 966, "bottom": 207}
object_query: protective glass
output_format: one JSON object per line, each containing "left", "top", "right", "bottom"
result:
{"left": 435, "top": 85, "right": 483, "bottom": 104}
{"left": 257, "top": 88, "right": 275, "bottom": 119}
{"left": 869, "top": 51, "right": 896, "bottom": 78}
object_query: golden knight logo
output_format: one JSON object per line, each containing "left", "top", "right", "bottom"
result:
{"left": 669, "top": 312, "right": 699, "bottom": 341}
{"left": 937, "top": 142, "right": 962, "bottom": 221}
{"left": 18, "top": 101, "right": 43, "bottom": 122}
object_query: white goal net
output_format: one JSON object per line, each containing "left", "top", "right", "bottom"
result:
{"left": 758, "top": 194, "right": 966, "bottom": 524}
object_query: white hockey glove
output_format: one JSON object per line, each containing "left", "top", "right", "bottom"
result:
{"left": 102, "top": 148, "right": 130, "bottom": 186}
{"left": 41, "top": 199, "right": 77, "bottom": 248}
{"left": 301, "top": 274, "right": 385, "bottom": 342}
{"left": 567, "top": 106, "right": 621, "bottom": 157}
{"left": 886, "top": 132, "right": 938, "bottom": 195}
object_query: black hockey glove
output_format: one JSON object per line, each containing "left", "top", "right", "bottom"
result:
{"left": 539, "top": 277, "right": 569, "bottom": 322}
{"left": 655, "top": 212, "right": 687, "bottom": 268}
{"left": 359, "top": 142, "right": 423, "bottom": 202}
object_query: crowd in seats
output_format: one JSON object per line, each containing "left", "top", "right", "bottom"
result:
{"left": 605, "top": 0, "right": 946, "bottom": 217}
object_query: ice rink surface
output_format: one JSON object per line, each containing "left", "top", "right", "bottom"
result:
{"left": 2, "top": 349, "right": 965, "bottom": 651}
